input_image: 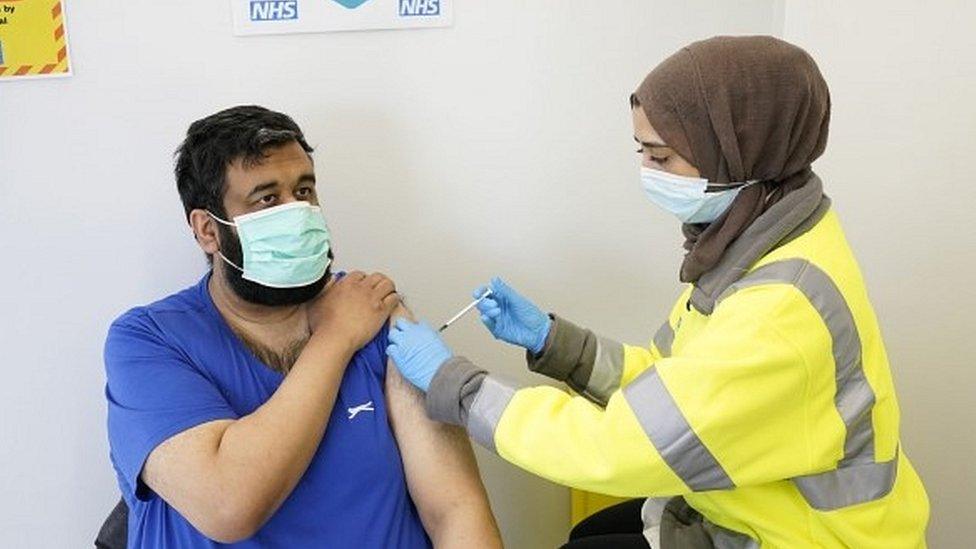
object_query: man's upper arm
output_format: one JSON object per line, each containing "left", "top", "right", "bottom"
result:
{"left": 384, "top": 305, "right": 500, "bottom": 545}
{"left": 105, "top": 315, "right": 239, "bottom": 498}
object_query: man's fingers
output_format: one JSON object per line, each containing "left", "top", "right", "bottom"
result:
{"left": 365, "top": 272, "right": 391, "bottom": 287}
{"left": 373, "top": 278, "right": 396, "bottom": 300}
{"left": 380, "top": 292, "right": 401, "bottom": 311}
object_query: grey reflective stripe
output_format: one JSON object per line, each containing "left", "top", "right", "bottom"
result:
{"left": 716, "top": 259, "right": 876, "bottom": 465}
{"left": 466, "top": 376, "right": 517, "bottom": 453}
{"left": 793, "top": 451, "right": 899, "bottom": 511}
{"left": 623, "top": 369, "right": 734, "bottom": 491}
{"left": 582, "top": 336, "right": 625, "bottom": 406}
{"left": 653, "top": 320, "right": 674, "bottom": 357}
{"left": 716, "top": 258, "right": 889, "bottom": 510}
{"left": 704, "top": 520, "right": 760, "bottom": 549}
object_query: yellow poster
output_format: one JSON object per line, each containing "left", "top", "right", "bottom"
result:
{"left": 0, "top": 0, "right": 70, "bottom": 80}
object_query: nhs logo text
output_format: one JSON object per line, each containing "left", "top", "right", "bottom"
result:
{"left": 398, "top": 0, "right": 440, "bottom": 17}
{"left": 250, "top": 1, "right": 298, "bottom": 21}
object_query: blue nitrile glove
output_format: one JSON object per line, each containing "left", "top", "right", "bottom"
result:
{"left": 474, "top": 277, "right": 552, "bottom": 355}
{"left": 386, "top": 318, "right": 454, "bottom": 391}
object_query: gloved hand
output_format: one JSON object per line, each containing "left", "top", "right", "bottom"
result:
{"left": 474, "top": 277, "right": 552, "bottom": 355}
{"left": 386, "top": 318, "right": 454, "bottom": 391}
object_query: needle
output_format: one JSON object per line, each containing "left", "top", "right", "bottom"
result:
{"left": 439, "top": 288, "right": 494, "bottom": 332}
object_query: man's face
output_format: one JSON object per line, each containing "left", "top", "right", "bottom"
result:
{"left": 215, "top": 140, "right": 331, "bottom": 306}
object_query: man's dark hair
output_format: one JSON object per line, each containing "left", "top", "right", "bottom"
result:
{"left": 174, "top": 105, "right": 314, "bottom": 221}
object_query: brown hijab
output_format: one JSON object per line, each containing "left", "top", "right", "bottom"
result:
{"left": 632, "top": 36, "right": 831, "bottom": 282}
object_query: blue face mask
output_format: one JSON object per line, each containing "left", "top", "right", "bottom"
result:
{"left": 209, "top": 202, "right": 332, "bottom": 288}
{"left": 640, "top": 167, "right": 757, "bottom": 224}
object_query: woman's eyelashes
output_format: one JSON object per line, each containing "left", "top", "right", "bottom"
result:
{"left": 636, "top": 148, "right": 670, "bottom": 165}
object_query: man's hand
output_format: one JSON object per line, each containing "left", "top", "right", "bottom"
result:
{"left": 308, "top": 271, "right": 399, "bottom": 348}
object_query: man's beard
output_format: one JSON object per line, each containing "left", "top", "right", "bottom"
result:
{"left": 216, "top": 223, "right": 331, "bottom": 307}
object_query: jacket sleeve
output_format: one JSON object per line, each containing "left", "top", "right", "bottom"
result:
{"left": 426, "top": 284, "right": 840, "bottom": 498}
{"left": 525, "top": 288, "right": 692, "bottom": 406}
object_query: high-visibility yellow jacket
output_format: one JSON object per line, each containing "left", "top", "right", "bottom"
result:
{"left": 426, "top": 187, "right": 929, "bottom": 548}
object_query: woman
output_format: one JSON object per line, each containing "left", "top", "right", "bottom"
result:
{"left": 386, "top": 36, "right": 929, "bottom": 548}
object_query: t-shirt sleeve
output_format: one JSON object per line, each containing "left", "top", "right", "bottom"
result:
{"left": 373, "top": 323, "right": 391, "bottom": 376}
{"left": 105, "top": 312, "right": 238, "bottom": 500}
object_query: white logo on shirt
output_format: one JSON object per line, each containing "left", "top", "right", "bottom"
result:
{"left": 347, "top": 401, "right": 375, "bottom": 419}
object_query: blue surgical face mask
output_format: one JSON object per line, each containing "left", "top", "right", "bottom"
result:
{"left": 639, "top": 167, "right": 757, "bottom": 224}
{"left": 209, "top": 201, "right": 332, "bottom": 289}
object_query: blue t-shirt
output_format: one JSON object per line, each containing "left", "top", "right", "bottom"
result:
{"left": 104, "top": 274, "right": 432, "bottom": 548}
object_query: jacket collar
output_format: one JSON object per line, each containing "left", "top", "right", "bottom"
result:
{"left": 689, "top": 173, "right": 831, "bottom": 315}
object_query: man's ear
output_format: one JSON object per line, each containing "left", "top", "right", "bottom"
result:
{"left": 189, "top": 209, "right": 221, "bottom": 256}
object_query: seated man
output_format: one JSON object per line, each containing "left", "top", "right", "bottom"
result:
{"left": 104, "top": 106, "right": 501, "bottom": 548}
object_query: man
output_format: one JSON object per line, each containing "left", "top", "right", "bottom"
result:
{"left": 103, "top": 106, "right": 501, "bottom": 548}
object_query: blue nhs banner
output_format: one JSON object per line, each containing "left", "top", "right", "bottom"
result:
{"left": 398, "top": 0, "right": 440, "bottom": 17}
{"left": 233, "top": 0, "right": 452, "bottom": 36}
{"left": 250, "top": 1, "right": 298, "bottom": 21}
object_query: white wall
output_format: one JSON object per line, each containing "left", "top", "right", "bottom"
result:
{"left": 782, "top": 2, "right": 976, "bottom": 547}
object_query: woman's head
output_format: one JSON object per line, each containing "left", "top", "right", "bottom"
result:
{"left": 630, "top": 35, "right": 830, "bottom": 184}
{"left": 632, "top": 36, "right": 832, "bottom": 283}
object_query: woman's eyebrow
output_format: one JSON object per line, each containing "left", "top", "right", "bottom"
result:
{"left": 633, "top": 136, "right": 670, "bottom": 149}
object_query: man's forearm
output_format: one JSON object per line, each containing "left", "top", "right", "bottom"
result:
{"left": 213, "top": 332, "right": 354, "bottom": 529}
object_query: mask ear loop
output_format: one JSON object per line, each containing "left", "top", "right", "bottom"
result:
{"left": 703, "top": 180, "right": 760, "bottom": 194}
{"left": 207, "top": 211, "right": 245, "bottom": 273}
